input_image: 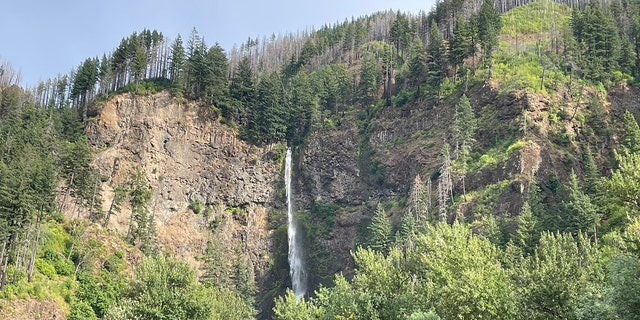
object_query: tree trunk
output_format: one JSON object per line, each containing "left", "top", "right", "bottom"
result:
{"left": 27, "top": 220, "right": 41, "bottom": 283}
{"left": 0, "top": 240, "right": 7, "bottom": 290}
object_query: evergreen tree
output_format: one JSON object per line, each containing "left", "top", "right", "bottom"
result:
{"left": 368, "top": 204, "right": 391, "bottom": 253}
{"left": 358, "top": 52, "right": 382, "bottom": 105}
{"left": 249, "top": 73, "right": 288, "bottom": 144}
{"left": 286, "top": 69, "right": 316, "bottom": 145}
{"left": 449, "top": 17, "right": 469, "bottom": 81}
{"left": 474, "top": 0, "right": 502, "bottom": 61}
{"left": 622, "top": 110, "right": 640, "bottom": 153}
{"left": 390, "top": 11, "right": 413, "bottom": 55}
{"left": 572, "top": 2, "right": 621, "bottom": 82}
{"left": 516, "top": 201, "right": 539, "bottom": 254}
{"left": 437, "top": 144, "right": 454, "bottom": 222}
{"left": 410, "top": 174, "right": 429, "bottom": 225}
{"left": 201, "top": 43, "right": 229, "bottom": 108}
{"left": 229, "top": 56, "right": 254, "bottom": 126}
{"left": 427, "top": 21, "right": 446, "bottom": 100}
{"left": 451, "top": 94, "right": 476, "bottom": 198}
{"left": 131, "top": 40, "right": 147, "bottom": 89}
{"left": 396, "top": 210, "right": 416, "bottom": 244}
{"left": 169, "top": 35, "right": 185, "bottom": 86}
{"left": 406, "top": 35, "right": 427, "bottom": 90}
{"left": 561, "top": 170, "right": 599, "bottom": 235}
{"left": 126, "top": 170, "right": 155, "bottom": 254}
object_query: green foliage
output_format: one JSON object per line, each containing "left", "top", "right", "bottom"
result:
{"left": 273, "top": 290, "right": 322, "bottom": 320}
{"left": 572, "top": 2, "right": 623, "bottom": 83}
{"left": 367, "top": 204, "right": 391, "bottom": 253}
{"left": 622, "top": 110, "right": 640, "bottom": 153}
{"left": 69, "top": 300, "right": 98, "bottom": 320}
{"left": 599, "top": 151, "right": 640, "bottom": 218}
{"left": 107, "top": 253, "right": 254, "bottom": 320}
{"left": 516, "top": 232, "right": 601, "bottom": 319}
{"left": 609, "top": 254, "right": 640, "bottom": 319}
{"left": 501, "top": 0, "right": 571, "bottom": 36}
{"left": 126, "top": 170, "right": 156, "bottom": 254}
{"left": 188, "top": 200, "right": 203, "bottom": 215}
{"left": 407, "top": 310, "right": 441, "bottom": 320}
{"left": 474, "top": 0, "right": 502, "bottom": 60}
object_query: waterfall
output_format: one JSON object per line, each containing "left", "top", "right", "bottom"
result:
{"left": 285, "top": 147, "right": 306, "bottom": 298}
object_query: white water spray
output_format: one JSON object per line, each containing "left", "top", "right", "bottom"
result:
{"left": 285, "top": 147, "right": 306, "bottom": 298}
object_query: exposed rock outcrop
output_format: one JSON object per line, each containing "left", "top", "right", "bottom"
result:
{"left": 78, "top": 92, "right": 283, "bottom": 294}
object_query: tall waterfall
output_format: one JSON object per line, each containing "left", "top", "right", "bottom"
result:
{"left": 285, "top": 147, "right": 306, "bottom": 298}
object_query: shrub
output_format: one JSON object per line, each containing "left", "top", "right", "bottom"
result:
{"left": 35, "top": 258, "right": 56, "bottom": 279}
{"left": 54, "top": 259, "right": 75, "bottom": 276}
{"left": 69, "top": 301, "right": 98, "bottom": 320}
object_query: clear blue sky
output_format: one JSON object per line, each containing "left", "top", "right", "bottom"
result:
{"left": 0, "top": 0, "right": 435, "bottom": 87}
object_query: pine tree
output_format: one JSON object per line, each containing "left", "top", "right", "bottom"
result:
{"left": 452, "top": 94, "right": 476, "bottom": 198}
{"left": 437, "top": 144, "right": 454, "bottom": 222}
{"left": 406, "top": 35, "right": 427, "bottom": 90}
{"left": 561, "top": 170, "right": 598, "bottom": 235}
{"left": 368, "top": 203, "right": 391, "bottom": 253}
{"left": 229, "top": 56, "right": 254, "bottom": 126}
{"left": 169, "top": 35, "right": 185, "bottom": 86}
{"left": 396, "top": 210, "right": 416, "bottom": 244}
{"left": 127, "top": 170, "right": 155, "bottom": 254}
{"left": 572, "top": 2, "right": 621, "bottom": 82}
{"left": 410, "top": 175, "right": 428, "bottom": 225}
{"left": 201, "top": 44, "right": 229, "bottom": 107}
{"left": 131, "top": 40, "right": 147, "bottom": 90}
{"left": 474, "top": 0, "right": 502, "bottom": 62}
{"left": 516, "top": 201, "right": 538, "bottom": 254}
{"left": 449, "top": 17, "right": 469, "bottom": 82}
{"left": 358, "top": 52, "right": 381, "bottom": 105}
{"left": 622, "top": 110, "right": 640, "bottom": 153}
{"left": 427, "top": 21, "right": 446, "bottom": 100}
{"left": 249, "top": 73, "right": 288, "bottom": 144}
{"left": 286, "top": 69, "right": 316, "bottom": 145}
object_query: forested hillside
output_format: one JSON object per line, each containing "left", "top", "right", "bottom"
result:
{"left": 1, "top": 0, "right": 640, "bottom": 318}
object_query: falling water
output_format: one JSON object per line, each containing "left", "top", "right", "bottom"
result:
{"left": 285, "top": 147, "right": 306, "bottom": 298}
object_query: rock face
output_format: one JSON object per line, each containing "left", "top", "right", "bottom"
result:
{"left": 82, "top": 92, "right": 283, "bottom": 294}
{"left": 300, "top": 123, "right": 364, "bottom": 205}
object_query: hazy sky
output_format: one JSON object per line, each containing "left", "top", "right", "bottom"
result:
{"left": 1, "top": 0, "right": 435, "bottom": 87}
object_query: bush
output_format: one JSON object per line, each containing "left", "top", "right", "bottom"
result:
{"left": 69, "top": 301, "right": 98, "bottom": 320}
{"left": 35, "top": 258, "right": 56, "bottom": 279}
{"left": 188, "top": 201, "right": 203, "bottom": 214}
{"left": 54, "top": 258, "right": 75, "bottom": 276}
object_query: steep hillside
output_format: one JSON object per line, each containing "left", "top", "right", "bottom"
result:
{"left": 76, "top": 91, "right": 288, "bottom": 314}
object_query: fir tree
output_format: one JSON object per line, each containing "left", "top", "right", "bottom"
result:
{"left": 368, "top": 204, "right": 391, "bottom": 253}
{"left": 622, "top": 110, "right": 640, "bottom": 153}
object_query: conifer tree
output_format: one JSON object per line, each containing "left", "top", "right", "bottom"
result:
{"left": 127, "top": 170, "right": 155, "bottom": 254}
{"left": 474, "top": 0, "right": 502, "bottom": 62}
{"left": 368, "top": 204, "right": 391, "bottom": 253}
{"left": 452, "top": 94, "right": 476, "bottom": 198}
{"left": 358, "top": 52, "right": 381, "bottom": 105}
{"left": 406, "top": 35, "right": 427, "bottom": 91}
{"left": 561, "top": 170, "right": 598, "bottom": 235}
{"left": 427, "top": 21, "right": 446, "bottom": 100}
{"left": 449, "top": 17, "right": 469, "bottom": 81}
{"left": 229, "top": 56, "right": 254, "bottom": 126}
{"left": 516, "top": 201, "right": 539, "bottom": 254}
{"left": 287, "top": 69, "right": 316, "bottom": 145}
{"left": 410, "top": 175, "right": 428, "bottom": 224}
{"left": 437, "top": 144, "right": 454, "bottom": 222}
{"left": 169, "top": 35, "right": 185, "bottom": 86}
{"left": 622, "top": 110, "right": 640, "bottom": 153}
